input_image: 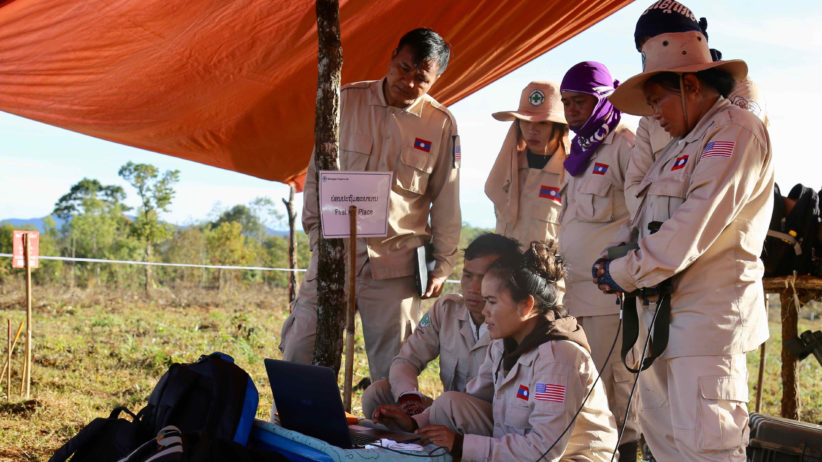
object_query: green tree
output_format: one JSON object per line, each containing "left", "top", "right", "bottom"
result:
{"left": 205, "top": 221, "right": 251, "bottom": 290}
{"left": 52, "top": 178, "right": 132, "bottom": 287}
{"left": 118, "top": 162, "right": 180, "bottom": 293}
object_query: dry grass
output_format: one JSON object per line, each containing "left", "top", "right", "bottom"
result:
{"left": 0, "top": 283, "right": 819, "bottom": 461}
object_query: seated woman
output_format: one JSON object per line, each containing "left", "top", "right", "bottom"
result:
{"left": 374, "top": 241, "right": 618, "bottom": 461}
{"left": 485, "top": 82, "right": 569, "bottom": 248}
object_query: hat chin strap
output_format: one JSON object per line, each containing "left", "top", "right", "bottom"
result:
{"left": 679, "top": 74, "right": 692, "bottom": 135}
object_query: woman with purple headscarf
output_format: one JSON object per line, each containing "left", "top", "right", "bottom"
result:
{"left": 558, "top": 61, "right": 640, "bottom": 462}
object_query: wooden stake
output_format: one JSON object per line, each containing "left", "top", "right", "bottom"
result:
{"left": 24, "top": 233, "right": 32, "bottom": 399}
{"left": 780, "top": 287, "right": 799, "bottom": 419}
{"left": 1, "top": 320, "right": 24, "bottom": 393}
{"left": 343, "top": 205, "right": 357, "bottom": 413}
{"left": 755, "top": 297, "right": 768, "bottom": 413}
{"left": 6, "top": 319, "right": 10, "bottom": 401}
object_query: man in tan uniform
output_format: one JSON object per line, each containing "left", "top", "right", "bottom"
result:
{"left": 279, "top": 28, "right": 461, "bottom": 381}
{"left": 601, "top": 31, "right": 773, "bottom": 461}
{"left": 361, "top": 234, "right": 520, "bottom": 418}
{"left": 558, "top": 61, "right": 640, "bottom": 461}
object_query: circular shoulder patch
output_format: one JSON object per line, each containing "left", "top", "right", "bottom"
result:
{"left": 528, "top": 89, "right": 545, "bottom": 107}
{"left": 418, "top": 312, "right": 431, "bottom": 328}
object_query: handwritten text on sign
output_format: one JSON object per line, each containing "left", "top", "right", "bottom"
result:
{"left": 319, "top": 171, "right": 391, "bottom": 238}
{"left": 12, "top": 230, "right": 40, "bottom": 269}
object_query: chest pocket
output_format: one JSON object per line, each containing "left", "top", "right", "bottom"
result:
{"left": 575, "top": 177, "right": 614, "bottom": 223}
{"left": 528, "top": 171, "right": 562, "bottom": 225}
{"left": 395, "top": 147, "right": 434, "bottom": 195}
{"left": 647, "top": 172, "right": 688, "bottom": 223}
{"left": 340, "top": 132, "right": 372, "bottom": 171}
{"left": 502, "top": 399, "right": 532, "bottom": 435}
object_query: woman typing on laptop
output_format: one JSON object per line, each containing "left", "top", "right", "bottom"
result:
{"left": 374, "top": 241, "right": 618, "bottom": 461}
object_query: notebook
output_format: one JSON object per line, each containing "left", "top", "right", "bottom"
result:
{"left": 414, "top": 243, "right": 436, "bottom": 296}
{"left": 264, "top": 359, "right": 421, "bottom": 449}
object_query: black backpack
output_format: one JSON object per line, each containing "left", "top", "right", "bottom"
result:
{"left": 762, "top": 183, "right": 822, "bottom": 277}
{"left": 49, "top": 407, "right": 146, "bottom": 462}
{"left": 141, "top": 352, "right": 259, "bottom": 445}
{"left": 50, "top": 352, "right": 260, "bottom": 462}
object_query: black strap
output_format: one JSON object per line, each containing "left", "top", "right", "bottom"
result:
{"left": 48, "top": 407, "right": 135, "bottom": 462}
{"left": 621, "top": 285, "right": 672, "bottom": 373}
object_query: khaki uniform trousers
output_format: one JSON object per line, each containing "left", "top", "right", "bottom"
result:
{"left": 427, "top": 391, "right": 494, "bottom": 437}
{"left": 639, "top": 354, "right": 749, "bottom": 462}
{"left": 578, "top": 314, "right": 640, "bottom": 444}
{"left": 361, "top": 379, "right": 434, "bottom": 419}
{"left": 279, "top": 253, "right": 421, "bottom": 382}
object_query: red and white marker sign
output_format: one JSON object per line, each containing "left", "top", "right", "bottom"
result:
{"left": 12, "top": 230, "right": 39, "bottom": 269}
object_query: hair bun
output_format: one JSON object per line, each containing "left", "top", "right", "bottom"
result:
{"left": 523, "top": 240, "right": 564, "bottom": 282}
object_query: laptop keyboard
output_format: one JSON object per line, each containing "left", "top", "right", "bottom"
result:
{"left": 350, "top": 432, "right": 378, "bottom": 447}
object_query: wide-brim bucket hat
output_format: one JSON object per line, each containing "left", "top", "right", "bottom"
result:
{"left": 609, "top": 31, "right": 747, "bottom": 116}
{"left": 492, "top": 81, "right": 567, "bottom": 124}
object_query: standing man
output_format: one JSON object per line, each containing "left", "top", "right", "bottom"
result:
{"left": 279, "top": 28, "right": 461, "bottom": 382}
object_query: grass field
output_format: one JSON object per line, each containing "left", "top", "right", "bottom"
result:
{"left": 0, "top": 283, "right": 820, "bottom": 461}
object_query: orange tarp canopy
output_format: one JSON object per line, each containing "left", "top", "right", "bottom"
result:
{"left": 0, "top": 0, "right": 631, "bottom": 188}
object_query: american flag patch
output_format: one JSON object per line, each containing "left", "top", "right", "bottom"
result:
{"left": 539, "top": 185, "right": 561, "bottom": 203}
{"left": 671, "top": 154, "right": 688, "bottom": 171}
{"left": 701, "top": 141, "right": 734, "bottom": 159}
{"left": 592, "top": 162, "right": 608, "bottom": 175}
{"left": 535, "top": 382, "right": 565, "bottom": 403}
{"left": 452, "top": 135, "right": 461, "bottom": 168}
{"left": 414, "top": 137, "right": 432, "bottom": 152}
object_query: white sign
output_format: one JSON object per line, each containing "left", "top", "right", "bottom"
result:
{"left": 319, "top": 171, "right": 392, "bottom": 238}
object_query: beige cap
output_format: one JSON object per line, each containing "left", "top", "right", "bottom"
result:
{"left": 492, "top": 81, "right": 567, "bottom": 124}
{"left": 609, "top": 31, "right": 747, "bottom": 116}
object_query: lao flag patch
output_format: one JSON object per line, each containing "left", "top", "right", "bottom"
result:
{"left": 535, "top": 382, "right": 565, "bottom": 403}
{"left": 517, "top": 385, "right": 529, "bottom": 401}
{"left": 539, "top": 185, "right": 561, "bottom": 204}
{"left": 414, "top": 138, "right": 432, "bottom": 152}
{"left": 701, "top": 141, "right": 734, "bottom": 159}
{"left": 592, "top": 162, "right": 609, "bottom": 175}
{"left": 671, "top": 154, "right": 689, "bottom": 171}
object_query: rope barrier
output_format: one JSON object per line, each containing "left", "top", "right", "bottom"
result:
{"left": 0, "top": 253, "right": 460, "bottom": 284}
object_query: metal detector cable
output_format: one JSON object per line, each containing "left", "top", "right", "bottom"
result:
{"left": 608, "top": 295, "right": 664, "bottom": 462}
{"left": 534, "top": 294, "right": 623, "bottom": 462}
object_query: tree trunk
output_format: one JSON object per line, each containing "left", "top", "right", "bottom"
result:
{"left": 312, "top": 0, "right": 345, "bottom": 372}
{"left": 283, "top": 184, "right": 298, "bottom": 304}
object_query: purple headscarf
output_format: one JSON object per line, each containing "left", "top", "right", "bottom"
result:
{"left": 560, "top": 61, "right": 621, "bottom": 176}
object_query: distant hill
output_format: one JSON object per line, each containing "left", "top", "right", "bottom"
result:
{"left": 1, "top": 216, "right": 290, "bottom": 237}
{"left": 2, "top": 216, "right": 66, "bottom": 232}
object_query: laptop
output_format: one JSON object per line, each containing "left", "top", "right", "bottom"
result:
{"left": 264, "top": 359, "right": 421, "bottom": 449}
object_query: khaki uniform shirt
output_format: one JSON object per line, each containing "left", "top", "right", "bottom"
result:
{"left": 625, "top": 77, "right": 766, "bottom": 218}
{"left": 559, "top": 126, "right": 634, "bottom": 317}
{"left": 302, "top": 79, "right": 461, "bottom": 280}
{"left": 389, "top": 294, "right": 490, "bottom": 399}
{"left": 490, "top": 150, "right": 565, "bottom": 247}
{"left": 460, "top": 339, "right": 617, "bottom": 462}
{"left": 609, "top": 98, "right": 774, "bottom": 357}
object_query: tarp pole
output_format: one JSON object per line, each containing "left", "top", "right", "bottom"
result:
{"left": 343, "top": 205, "right": 357, "bottom": 412}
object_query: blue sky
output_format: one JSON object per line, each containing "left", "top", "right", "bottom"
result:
{"left": 2, "top": 0, "right": 819, "bottom": 230}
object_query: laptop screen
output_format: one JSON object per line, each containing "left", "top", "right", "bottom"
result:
{"left": 264, "top": 359, "right": 354, "bottom": 449}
